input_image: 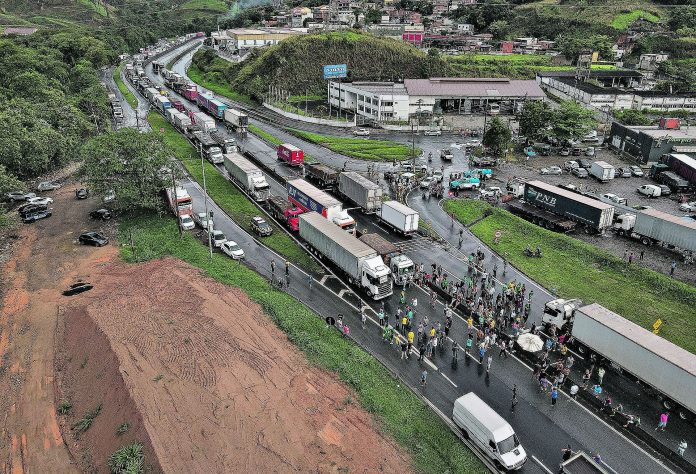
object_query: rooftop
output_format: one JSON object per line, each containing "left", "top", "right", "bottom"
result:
{"left": 404, "top": 77, "right": 545, "bottom": 98}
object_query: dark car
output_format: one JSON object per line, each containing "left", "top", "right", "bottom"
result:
{"left": 89, "top": 208, "right": 112, "bottom": 220}
{"left": 75, "top": 188, "right": 89, "bottom": 199}
{"left": 22, "top": 209, "right": 52, "bottom": 223}
{"left": 18, "top": 203, "right": 47, "bottom": 217}
{"left": 251, "top": 216, "right": 273, "bottom": 236}
{"left": 78, "top": 231, "right": 109, "bottom": 246}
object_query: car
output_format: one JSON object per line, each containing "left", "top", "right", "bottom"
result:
{"left": 89, "top": 208, "right": 112, "bottom": 220}
{"left": 637, "top": 184, "right": 662, "bottom": 197}
{"left": 628, "top": 165, "right": 643, "bottom": 177}
{"left": 103, "top": 190, "right": 116, "bottom": 203}
{"left": 601, "top": 193, "right": 627, "bottom": 205}
{"left": 584, "top": 147, "right": 595, "bottom": 157}
{"left": 571, "top": 167, "right": 589, "bottom": 178}
{"left": 193, "top": 211, "right": 213, "bottom": 230}
{"left": 423, "top": 129, "right": 442, "bottom": 136}
{"left": 179, "top": 214, "right": 195, "bottom": 230}
{"left": 679, "top": 201, "right": 696, "bottom": 212}
{"left": 79, "top": 231, "right": 109, "bottom": 246}
{"left": 480, "top": 186, "right": 502, "bottom": 198}
{"left": 432, "top": 170, "right": 444, "bottom": 182}
{"left": 540, "top": 166, "right": 562, "bottom": 175}
{"left": 616, "top": 167, "right": 632, "bottom": 178}
{"left": 26, "top": 196, "right": 54, "bottom": 206}
{"left": 559, "top": 148, "right": 570, "bottom": 156}
{"left": 578, "top": 159, "right": 592, "bottom": 169}
{"left": 251, "top": 216, "right": 273, "bottom": 236}
{"left": 75, "top": 188, "right": 88, "bottom": 199}
{"left": 206, "top": 229, "right": 227, "bottom": 247}
{"left": 6, "top": 191, "right": 36, "bottom": 202}
{"left": 22, "top": 209, "right": 52, "bottom": 223}
{"left": 657, "top": 184, "right": 672, "bottom": 196}
{"left": 37, "top": 181, "right": 61, "bottom": 192}
{"left": 420, "top": 177, "right": 434, "bottom": 189}
{"left": 353, "top": 128, "right": 370, "bottom": 136}
{"left": 220, "top": 241, "right": 245, "bottom": 259}
{"left": 563, "top": 160, "right": 580, "bottom": 171}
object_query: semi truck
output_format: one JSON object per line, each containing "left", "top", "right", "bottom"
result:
{"left": 287, "top": 179, "right": 356, "bottom": 233}
{"left": 378, "top": 200, "right": 419, "bottom": 235}
{"left": 223, "top": 152, "right": 271, "bottom": 201}
{"left": 338, "top": 171, "right": 382, "bottom": 213}
{"left": 223, "top": 108, "right": 248, "bottom": 132}
{"left": 196, "top": 93, "right": 226, "bottom": 119}
{"left": 190, "top": 112, "right": 216, "bottom": 133}
{"left": 266, "top": 195, "right": 304, "bottom": 231}
{"left": 299, "top": 212, "right": 392, "bottom": 300}
{"left": 541, "top": 301, "right": 696, "bottom": 420}
{"left": 304, "top": 163, "right": 339, "bottom": 188}
{"left": 663, "top": 153, "right": 696, "bottom": 186}
{"left": 277, "top": 143, "right": 304, "bottom": 166}
{"left": 613, "top": 207, "right": 696, "bottom": 252}
{"left": 165, "top": 186, "right": 193, "bottom": 217}
{"left": 590, "top": 161, "right": 615, "bottom": 182}
{"left": 519, "top": 181, "right": 615, "bottom": 233}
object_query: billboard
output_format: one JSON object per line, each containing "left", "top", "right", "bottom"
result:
{"left": 323, "top": 64, "right": 347, "bottom": 79}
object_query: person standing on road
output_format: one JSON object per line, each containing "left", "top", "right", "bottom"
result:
{"left": 655, "top": 412, "right": 669, "bottom": 431}
{"left": 420, "top": 369, "right": 428, "bottom": 387}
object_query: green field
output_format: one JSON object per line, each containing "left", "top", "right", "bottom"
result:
{"left": 147, "top": 113, "right": 321, "bottom": 273}
{"left": 113, "top": 63, "right": 138, "bottom": 109}
{"left": 118, "top": 214, "right": 486, "bottom": 474}
{"left": 180, "top": 0, "right": 228, "bottom": 12}
{"left": 187, "top": 64, "right": 255, "bottom": 106}
{"left": 444, "top": 199, "right": 696, "bottom": 354}
{"left": 612, "top": 9, "right": 660, "bottom": 30}
{"left": 288, "top": 130, "right": 419, "bottom": 162}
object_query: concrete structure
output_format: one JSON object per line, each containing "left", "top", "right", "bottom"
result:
{"left": 210, "top": 28, "right": 306, "bottom": 51}
{"left": 608, "top": 122, "right": 696, "bottom": 164}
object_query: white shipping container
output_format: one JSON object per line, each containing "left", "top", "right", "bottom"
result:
{"left": 379, "top": 201, "right": 419, "bottom": 234}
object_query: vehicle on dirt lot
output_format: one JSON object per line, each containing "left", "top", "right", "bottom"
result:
{"left": 89, "top": 209, "right": 112, "bottom": 220}
{"left": 220, "top": 241, "right": 245, "bottom": 259}
{"left": 571, "top": 168, "right": 589, "bottom": 178}
{"left": 7, "top": 191, "right": 36, "bottom": 202}
{"left": 679, "top": 201, "right": 696, "bottom": 212}
{"left": 79, "top": 232, "right": 109, "bottom": 246}
{"left": 251, "top": 216, "right": 273, "bottom": 236}
{"left": 206, "top": 229, "right": 227, "bottom": 247}
{"left": 616, "top": 167, "right": 632, "bottom": 178}
{"left": 629, "top": 165, "right": 644, "bottom": 177}
{"left": 22, "top": 209, "right": 52, "bottom": 223}
{"left": 26, "top": 196, "right": 53, "bottom": 206}
{"left": 540, "top": 166, "right": 562, "bottom": 175}
{"left": 559, "top": 148, "right": 570, "bottom": 156}
{"left": 37, "top": 181, "right": 61, "bottom": 192}
{"left": 637, "top": 184, "right": 661, "bottom": 197}
{"left": 179, "top": 214, "right": 195, "bottom": 230}
{"left": 75, "top": 188, "right": 88, "bottom": 199}
{"left": 353, "top": 128, "right": 370, "bottom": 136}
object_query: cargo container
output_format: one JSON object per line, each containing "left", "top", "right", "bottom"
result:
{"left": 542, "top": 301, "right": 696, "bottom": 420}
{"left": 277, "top": 143, "right": 304, "bottom": 166}
{"left": 287, "top": 179, "right": 355, "bottom": 233}
{"left": 196, "top": 93, "right": 226, "bottom": 119}
{"left": 266, "top": 195, "right": 304, "bottom": 231}
{"left": 378, "top": 201, "right": 419, "bottom": 235}
{"left": 664, "top": 153, "right": 696, "bottom": 186}
{"left": 522, "top": 181, "right": 615, "bottom": 233}
{"left": 183, "top": 84, "right": 198, "bottom": 101}
{"left": 223, "top": 108, "right": 248, "bottom": 132}
{"left": 165, "top": 186, "right": 193, "bottom": 217}
{"left": 299, "top": 213, "right": 392, "bottom": 300}
{"left": 155, "top": 95, "right": 171, "bottom": 112}
{"left": 338, "top": 171, "right": 382, "bottom": 213}
{"left": 590, "top": 161, "right": 615, "bottom": 182}
{"left": 190, "top": 112, "right": 216, "bottom": 133}
{"left": 613, "top": 207, "right": 696, "bottom": 252}
{"left": 223, "top": 152, "right": 270, "bottom": 201}
{"left": 305, "top": 163, "right": 339, "bottom": 188}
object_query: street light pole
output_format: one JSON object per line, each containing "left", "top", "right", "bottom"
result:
{"left": 200, "top": 148, "right": 213, "bottom": 259}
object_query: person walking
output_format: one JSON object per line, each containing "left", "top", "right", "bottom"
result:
{"left": 551, "top": 386, "right": 559, "bottom": 406}
{"left": 655, "top": 412, "right": 669, "bottom": 431}
{"left": 420, "top": 369, "right": 428, "bottom": 387}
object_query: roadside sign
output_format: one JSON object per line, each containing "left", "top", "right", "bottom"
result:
{"left": 323, "top": 64, "right": 347, "bottom": 79}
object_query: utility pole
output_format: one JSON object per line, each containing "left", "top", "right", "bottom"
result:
{"left": 200, "top": 148, "right": 213, "bottom": 259}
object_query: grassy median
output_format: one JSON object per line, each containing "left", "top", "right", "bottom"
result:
{"left": 113, "top": 63, "right": 138, "bottom": 109}
{"left": 118, "top": 214, "right": 487, "bottom": 474}
{"left": 444, "top": 199, "right": 696, "bottom": 354}
{"left": 147, "top": 112, "right": 320, "bottom": 273}
{"left": 289, "top": 129, "right": 419, "bottom": 162}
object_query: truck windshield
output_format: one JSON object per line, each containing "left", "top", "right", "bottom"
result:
{"left": 497, "top": 435, "right": 520, "bottom": 454}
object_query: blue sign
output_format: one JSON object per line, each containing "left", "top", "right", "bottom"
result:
{"left": 323, "top": 64, "right": 347, "bottom": 80}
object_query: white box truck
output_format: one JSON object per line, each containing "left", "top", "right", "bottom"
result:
{"left": 378, "top": 201, "right": 419, "bottom": 235}
{"left": 590, "top": 161, "right": 615, "bottom": 182}
{"left": 613, "top": 207, "right": 696, "bottom": 252}
{"left": 452, "top": 393, "right": 527, "bottom": 471}
{"left": 338, "top": 171, "right": 382, "bottom": 213}
{"left": 223, "top": 152, "right": 270, "bottom": 201}
{"left": 299, "top": 212, "right": 392, "bottom": 300}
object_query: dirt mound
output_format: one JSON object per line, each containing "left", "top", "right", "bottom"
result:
{"left": 59, "top": 256, "right": 412, "bottom": 473}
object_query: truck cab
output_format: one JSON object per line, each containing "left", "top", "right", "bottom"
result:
{"left": 389, "top": 254, "right": 415, "bottom": 285}
{"left": 541, "top": 298, "right": 580, "bottom": 331}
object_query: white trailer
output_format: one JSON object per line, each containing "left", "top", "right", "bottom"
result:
{"left": 378, "top": 201, "right": 419, "bottom": 235}
{"left": 299, "top": 212, "right": 392, "bottom": 300}
{"left": 613, "top": 207, "right": 696, "bottom": 252}
{"left": 191, "top": 112, "right": 216, "bottom": 133}
{"left": 223, "top": 152, "right": 270, "bottom": 201}
{"left": 590, "top": 161, "right": 615, "bottom": 182}
{"left": 338, "top": 171, "right": 382, "bottom": 213}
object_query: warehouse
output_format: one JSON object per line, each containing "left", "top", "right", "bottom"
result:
{"left": 608, "top": 121, "right": 696, "bottom": 164}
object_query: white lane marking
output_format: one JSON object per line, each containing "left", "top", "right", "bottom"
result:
{"left": 441, "top": 373, "right": 458, "bottom": 388}
{"left": 531, "top": 455, "right": 554, "bottom": 474}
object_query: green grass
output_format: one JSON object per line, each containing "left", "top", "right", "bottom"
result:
{"left": 108, "top": 442, "right": 144, "bottom": 474}
{"left": 611, "top": 9, "right": 660, "bottom": 30}
{"left": 147, "top": 113, "right": 320, "bottom": 273}
{"left": 118, "top": 214, "right": 487, "bottom": 474}
{"left": 180, "top": 0, "right": 228, "bottom": 12}
{"left": 289, "top": 129, "right": 419, "bottom": 162}
{"left": 113, "top": 63, "right": 138, "bottom": 109}
{"left": 444, "top": 199, "right": 696, "bottom": 354}
{"left": 187, "top": 63, "right": 255, "bottom": 106}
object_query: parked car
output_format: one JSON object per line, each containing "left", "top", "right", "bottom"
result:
{"left": 637, "top": 184, "right": 661, "bottom": 197}
{"left": 22, "top": 209, "right": 52, "bottom": 223}
{"left": 571, "top": 167, "right": 589, "bottom": 178}
{"left": 251, "top": 216, "right": 272, "bottom": 236}
{"left": 79, "top": 231, "right": 109, "bottom": 246}
{"left": 6, "top": 191, "right": 36, "bottom": 202}
{"left": 616, "top": 167, "right": 632, "bottom": 178}
{"left": 75, "top": 188, "right": 88, "bottom": 199}
{"left": 578, "top": 159, "right": 592, "bottom": 169}
{"left": 540, "top": 166, "right": 562, "bottom": 175}
{"left": 420, "top": 176, "right": 434, "bottom": 189}
{"left": 563, "top": 160, "right": 579, "bottom": 171}
{"left": 423, "top": 129, "right": 442, "bottom": 136}
{"left": 657, "top": 184, "right": 672, "bottom": 196}
{"left": 26, "top": 196, "right": 54, "bottom": 206}
{"left": 206, "top": 229, "right": 227, "bottom": 247}
{"left": 629, "top": 165, "right": 644, "bottom": 177}
{"left": 679, "top": 201, "right": 696, "bottom": 212}
{"left": 353, "top": 128, "right": 370, "bottom": 136}
{"left": 179, "top": 214, "right": 195, "bottom": 230}
{"left": 89, "top": 209, "right": 112, "bottom": 220}
{"left": 559, "top": 148, "right": 570, "bottom": 156}
{"left": 220, "top": 241, "right": 245, "bottom": 259}
{"left": 601, "top": 193, "right": 627, "bottom": 205}
{"left": 584, "top": 147, "right": 595, "bottom": 157}
{"left": 37, "top": 181, "right": 61, "bottom": 192}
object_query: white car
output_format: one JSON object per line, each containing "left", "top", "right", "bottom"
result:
{"left": 423, "top": 129, "right": 442, "bottom": 136}
{"left": 26, "top": 196, "right": 54, "bottom": 206}
{"left": 179, "top": 214, "right": 195, "bottom": 230}
{"left": 353, "top": 128, "right": 370, "bottom": 136}
{"left": 420, "top": 177, "right": 434, "bottom": 189}
{"left": 679, "top": 201, "right": 696, "bottom": 212}
{"left": 221, "top": 241, "right": 245, "bottom": 259}
{"left": 206, "top": 229, "right": 227, "bottom": 248}
{"left": 540, "top": 166, "right": 563, "bottom": 175}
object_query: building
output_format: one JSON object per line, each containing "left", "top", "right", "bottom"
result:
{"left": 210, "top": 28, "right": 306, "bottom": 52}
{"left": 328, "top": 77, "right": 545, "bottom": 122}
{"left": 608, "top": 121, "right": 696, "bottom": 164}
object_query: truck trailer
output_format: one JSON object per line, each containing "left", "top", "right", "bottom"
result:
{"left": 287, "top": 179, "right": 356, "bottom": 233}
{"left": 277, "top": 143, "right": 304, "bottom": 166}
{"left": 196, "top": 93, "right": 226, "bottom": 119}
{"left": 378, "top": 201, "right": 419, "bottom": 235}
{"left": 542, "top": 301, "right": 696, "bottom": 420}
{"left": 304, "top": 163, "right": 339, "bottom": 188}
{"left": 223, "top": 152, "right": 271, "bottom": 201}
{"left": 613, "top": 207, "right": 696, "bottom": 252}
{"left": 521, "top": 181, "right": 615, "bottom": 233}
{"left": 299, "top": 213, "right": 392, "bottom": 300}
{"left": 338, "top": 171, "right": 382, "bottom": 213}
{"left": 223, "top": 108, "right": 248, "bottom": 132}
{"left": 266, "top": 195, "right": 304, "bottom": 231}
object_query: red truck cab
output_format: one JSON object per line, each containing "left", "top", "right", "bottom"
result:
{"left": 277, "top": 143, "right": 304, "bottom": 166}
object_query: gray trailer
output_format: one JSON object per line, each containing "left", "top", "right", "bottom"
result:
{"left": 379, "top": 200, "right": 419, "bottom": 235}
{"left": 299, "top": 213, "right": 392, "bottom": 300}
{"left": 338, "top": 171, "right": 382, "bottom": 213}
{"left": 572, "top": 304, "right": 696, "bottom": 419}
{"left": 613, "top": 207, "right": 696, "bottom": 252}
{"left": 223, "top": 152, "right": 270, "bottom": 202}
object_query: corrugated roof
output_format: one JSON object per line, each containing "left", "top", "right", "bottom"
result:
{"left": 526, "top": 181, "right": 614, "bottom": 210}
{"left": 404, "top": 77, "right": 545, "bottom": 98}
{"left": 579, "top": 304, "right": 696, "bottom": 376}
{"left": 641, "top": 207, "right": 696, "bottom": 230}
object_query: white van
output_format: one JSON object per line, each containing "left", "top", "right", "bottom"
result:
{"left": 452, "top": 393, "right": 527, "bottom": 470}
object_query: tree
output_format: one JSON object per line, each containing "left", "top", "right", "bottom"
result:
{"left": 483, "top": 117, "right": 511, "bottom": 156}
{"left": 551, "top": 101, "right": 597, "bottom": 141}
{"left": 80, "top": 129, "right": 175, "bottom": 213}
{"left": 519, "top": 100, "right": 552, "bottom": 142}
